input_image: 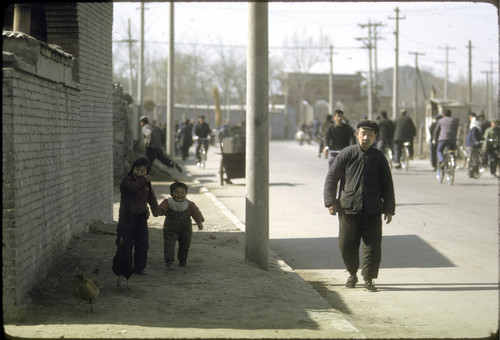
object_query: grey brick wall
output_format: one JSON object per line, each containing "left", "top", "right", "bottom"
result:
{"left": 73, "top": 3, "right": 114, "bottom": 224}
{"left": 2, "top": 35, "right": 80, "bottom": 321}
{"left": 2, "top": 3, "right": 113, "bottom": 321}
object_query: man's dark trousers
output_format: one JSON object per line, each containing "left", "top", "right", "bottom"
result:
{"left": 338, "top": 211, "right": 382, "bottom": 280}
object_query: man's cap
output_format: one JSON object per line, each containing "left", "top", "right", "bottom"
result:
{"left": 357, "top": 120, "right": 379, "bottom": 133}
{"left": 139, "top": 115, "right": 148, "bottom": 122}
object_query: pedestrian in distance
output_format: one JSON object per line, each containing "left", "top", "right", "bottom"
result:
{"left": 115, "top": 157, "right": 159, "bottom": 276}
{"left": 193, "top": 115, "right": 212, "bottom": 165}
{"left": 176, "top": 118, "right": 193, "bottom": 161}
{"left": 375, "top": 111, "right": 395, "bottom": 154}
{"left": 318, "top": 114, "right": 333, "bottom": 157}
{"left": 429, "top": 114, "right": 443, "bottom": 170}
{"left": 483, "top": 119, "right": 499, "bottom": 177}
{"left": 393, "top": 110, "right": 416, "bottom": 169}
{"left": 432, "top": 109, "right": 459, "bottom": 169}
{"left": 323, "top": 109, "right": 355, "bottom": 168}
{"left": 140, "top": 116, "right": 182, "bottom": 172}
{"left": 324, "top": 120, "right": 395, "bottom": 292}
{"left": 159, "top": 180, "right": 205, "bottom": 269}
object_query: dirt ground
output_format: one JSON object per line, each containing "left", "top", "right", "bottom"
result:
{"left": 4, "top": 170, "right": 360, "bottom": 339}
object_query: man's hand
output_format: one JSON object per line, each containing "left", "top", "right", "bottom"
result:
{"left": 323, "top": 147, "right": 329, "bottom": 157}
{"left": 328, "top": 206, "right": 336, "bottom": 216}
{"left": 384, "top": 214, "right": 393, "bottom": 224}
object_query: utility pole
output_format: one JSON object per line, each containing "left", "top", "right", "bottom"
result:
{"left": 372, "top": 22, "right": 384, "bottom": 112}
{"left": 246, "top": 2, "right": 269, "bottom": 270}
{"left": 389, "top": 7, "right": 405, "bottom": 119}
{"left": 437, "top": 45, "right": 456, "bottom": 100}
{"left": 486, "top": 60, "right": 497, "bottom": 119}
{"left": 166, "top": 2, "right": 175, "bottom": 155}
{"left": 138, "top": 2, "right": 145, "bottom": 118}
{"left": 328, "top": 45, "right": 336, "bottom": 115}
{"left": 358, "top": 21, "right": 384, "bottom": 119}
{"left": 115, "top": 19, "right": 138, "bottom": 96}
{"left": 466, "top": 40, "right": 474, "bottom": 104}
{"left": 409, "top": 52, "right": 425, "bottom": 132}
{"left": 481, "top": 70, "right": 492, "bottom": 118}
{"left": 356, "top": 23, "right": 373, "bottom": 119}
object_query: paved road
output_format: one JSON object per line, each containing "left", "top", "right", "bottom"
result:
{"left": 185, "top": 140, "right": 498, "bottom": 338}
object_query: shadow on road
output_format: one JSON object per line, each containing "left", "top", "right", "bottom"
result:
{"left": 271, "top": 234, "right": 455, "bottom": 270}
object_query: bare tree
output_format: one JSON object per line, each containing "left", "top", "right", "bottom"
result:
{"left": 282, "top": 29, "right": 330, "bottom": 122}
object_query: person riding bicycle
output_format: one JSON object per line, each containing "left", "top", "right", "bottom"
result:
{"left": 193, "top": 115, "right": 211, "bottom": 165}
{"left": 323, "top": 110, "right": 355, "bottom": 168}
{"left": 375, "top": 111, "right": 395, "bottom": 156}
{"left": 465, "top": 120, "right": 483, "bottom": 177}
{"left": 433, "top": 109, "right": 459, "bottom": 169}
{"left": 483, "top": 119, "right": 499, "bottom": 177}
{"left": 393, "top": 110, "right": 416, "bottom": 169}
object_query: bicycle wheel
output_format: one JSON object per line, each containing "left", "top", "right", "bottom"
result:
{"left": 386, "top": 149, "right": 393, "bottom": 169}
{"left": 468, "top": 150, "right": 481, "bottom": 179}
{"left": 219, "top": 160, "right": 225, "bottom": 185}
{"left": 446, "top": 153, "right": 456, "bottom": 185}
{"left": 403, "top": 147, "right": 410, "bottom": 171}
{"left": 201, "top": 147, "right": 207, "bottom": 169}
{"left": 437, "top": 165, "right": 444, "bottom": 183}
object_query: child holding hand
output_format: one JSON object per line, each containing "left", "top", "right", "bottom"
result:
{"left": 159, "top": 181, "right": 204, "bottom": 268}
{"left": 114, "top": 157, "right": 159, "bottom": 276}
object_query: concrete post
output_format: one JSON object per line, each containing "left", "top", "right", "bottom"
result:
{"left": 13, "top": 4, "right": 31, "bottom": 34}
{"left": 166, "top": 2, "right": 175, "bottom": 155}
{"left": 245, "top": 2, "right": 269, "bottom": 270}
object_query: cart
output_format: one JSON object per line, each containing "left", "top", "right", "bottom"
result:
{"left": 219, "top": 136, "right": 245, "bottom": 185}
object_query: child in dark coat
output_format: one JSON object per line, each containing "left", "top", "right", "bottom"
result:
{"left": 113, "top": 157, "right": 159, "bottom": 277}
{"left": 159, "top": 181, "right": 204, "bottom": 268}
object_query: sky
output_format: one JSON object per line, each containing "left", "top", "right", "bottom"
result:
{"left": 112, "top": 1, "right": 498, "bottom": 84}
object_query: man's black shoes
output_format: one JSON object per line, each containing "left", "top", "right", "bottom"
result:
{"left": 345, "top": 275, "right": 358, "bottom": 288}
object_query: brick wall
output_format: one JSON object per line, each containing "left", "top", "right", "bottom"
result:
{"left": 2, "top": 34, "right": 80, "bottom": 321}
{"left": 2, "top": 3, "right": 113, "bottom": 321}
{"left": 72, "top": 3, "right": 114, "bottom": 223}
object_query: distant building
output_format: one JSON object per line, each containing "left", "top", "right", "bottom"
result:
{"left": 279, "top": 72, "right": 365, "bottom": 124}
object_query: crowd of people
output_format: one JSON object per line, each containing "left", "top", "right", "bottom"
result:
{"left": 141, "top": 114, "right": 241, "bottom": 169}
{"left": 310, "top": 109, "right": 499, "bottom": 176}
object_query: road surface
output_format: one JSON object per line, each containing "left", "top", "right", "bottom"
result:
{"left": 186, "top": 140, "right": 498, "bottom": 338}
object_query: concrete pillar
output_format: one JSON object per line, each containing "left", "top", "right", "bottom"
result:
{"left": 13, "top": 4, "right": 31, "bottom": 34}
{"left": 245, "top": 2, "right": 269, "bottom": 270}
{"left": 166, "top": 2, "right": 175, "bottom": 155}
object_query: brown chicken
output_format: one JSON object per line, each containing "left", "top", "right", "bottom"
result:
{"left": 73, "top": 268, "right": 99, "bottom": 312}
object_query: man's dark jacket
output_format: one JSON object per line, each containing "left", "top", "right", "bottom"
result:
{"left": 377, "top": 118, "right": 395, "bottom": 142}
{"left": 324, "top": 144, "right": 395, "bottom": 215}
{"left": 324, "top": 123, "right": 355, "bottom": 150}
{"left": 393, "top": 115, "right": 416, "bottom": 141}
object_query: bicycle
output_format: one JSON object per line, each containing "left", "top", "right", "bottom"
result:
{"left": 398, "top": 141, "right": 411, "bottom": 171}
{"left": 196, "top": 137, "right": 209, "bottom": 169}
{"left": 384, "top": 145, "right": 394, "bottom": 169}
{"left": 467, "top": 146, "right": 483, "bottom": 179}
{"left": 484, "top": 138, "right": 499, "bottom": 177}
{"left": 437, "top": 148, "right": 456, "bottom": 185}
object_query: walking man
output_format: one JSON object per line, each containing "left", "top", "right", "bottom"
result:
{"left": 324, "top": 120, "right": 395, "bottom": 292}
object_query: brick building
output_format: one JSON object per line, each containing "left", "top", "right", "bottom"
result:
{"left": 2, "top": 3, "right": 114, "bottom": 321}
